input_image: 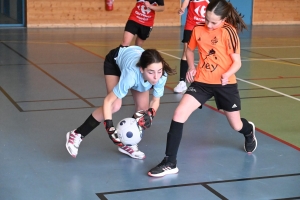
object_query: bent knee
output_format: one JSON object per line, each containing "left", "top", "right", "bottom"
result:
{"left": 173, "top": 108, "right": 188, "bottom": 123}
{"left": 112, "top": 102, "right": 122, "bottom": 113}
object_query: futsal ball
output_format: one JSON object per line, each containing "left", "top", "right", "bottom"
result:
{"left": 116, "top": 118, "right": 143, "bottom": 146}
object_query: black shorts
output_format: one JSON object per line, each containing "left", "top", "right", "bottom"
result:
{"left": 103, "top": 46, "right": 123, "bottom": 76}
{"left": 124, "top": 20, "right": 153, "bottom": 40}
{"left": 182, "top": 29, "right": 192, "bottom": 43}
{"left": 185, "top": 82, "right": 241, "bottom": 111}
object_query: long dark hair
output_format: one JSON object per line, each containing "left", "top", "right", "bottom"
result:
{"left": 207, "top": 0, "right": 247, "bottom": 33}
{"left": 136, "top": 49, "right": 176, "bottom": 76}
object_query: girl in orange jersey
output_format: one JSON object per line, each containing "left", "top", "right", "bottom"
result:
{"left": 148, "top": 0, "right": 257, "bottom": 177}
{"left": 174, "top": 0, "right": 209, "bottom": 93}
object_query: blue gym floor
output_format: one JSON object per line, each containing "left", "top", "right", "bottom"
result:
{"left": 0, "top": 25, "right": 300, "bottom": 200}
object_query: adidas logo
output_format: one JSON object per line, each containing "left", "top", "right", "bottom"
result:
{"left": 232, "top": 104, "right": 237, "bottom": 108}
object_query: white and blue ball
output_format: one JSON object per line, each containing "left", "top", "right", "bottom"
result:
{"left": 117, "top": 118, "right": 143, "bottom": 146}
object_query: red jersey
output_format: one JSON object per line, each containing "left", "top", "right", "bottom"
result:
{"left": 188, "top": 22, "right": 240, "bottom": 84}
{"left": 128, "top": 0, "right": 164, "bottom": 27}
{"left": 185, "top": 0, "right": 209, "bottom": 30}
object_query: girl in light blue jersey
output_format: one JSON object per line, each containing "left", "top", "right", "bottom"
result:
{"left": 66, "top": 45, "right": 175, "bottom": 159}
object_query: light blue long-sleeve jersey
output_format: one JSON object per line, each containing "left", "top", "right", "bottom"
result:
{"left": 113, "top": 46, "right": 167, "bottom": 99}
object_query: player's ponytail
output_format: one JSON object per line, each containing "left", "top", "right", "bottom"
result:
{"left": 207, "top": 0, "right": 247, "bottom": 33}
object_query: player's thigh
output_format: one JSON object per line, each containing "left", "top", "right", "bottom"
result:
{"left": 122, "top": 31, "right": 135, "bottom": 46}
{"left": 224, "top": 110, "right": 242, "bottom": 131}
{"left": 135, "top": 37, "right": 145, "bottom": 46}
{"left": 137, "top": 25, "right": 152, "bottom": 41}
{"left": 105, "top": 75, "right": 119, "bottom": 94}
{"left": 131, "top": 89, "right": 150, "bottom": 111}
{"left": 103, "top": 46, "right": 121, "bottom": 93}
{"left": 122, "top": 20, "right": 138, "bottom": 46}
{"left": 173, "top": 94, "right": 201, "bottom": 123}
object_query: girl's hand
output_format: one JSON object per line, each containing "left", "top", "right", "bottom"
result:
{"left": 186, "top": 68, "right": 196, "bottom": 83}
{"left": 144, "top": 1, "right": 151, "bottom": 8}
{"left": 221, "top": 73, "right": 230, "bottom": 85}
{"left": 178, "top": 8, "right": 184, "bottom": 15}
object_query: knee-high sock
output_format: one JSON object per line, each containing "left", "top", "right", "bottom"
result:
{"left": 180, "top": 59, "right": 188, "bottom": 82}
{"left": 76, "top": 114, "right": 100, "bottom": 137}
{"left": 165, "top": 120, "right": 184, "bottom": 163}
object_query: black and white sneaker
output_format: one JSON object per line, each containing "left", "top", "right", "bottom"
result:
{"left": 244, "top": 121, "right": 257, "bottom": 153}
{"left": 148, "top": 157, "right": 179, "bottom": 177}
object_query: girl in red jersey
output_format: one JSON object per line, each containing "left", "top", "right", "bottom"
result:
{"left": 121, "top": 0, "right": 165, "bottom": 47}
{"left": 148, "top": 0, "right": 257, "bottom": 177}
{"left": 174, "top": 0, "right": 209, "bottom": 93}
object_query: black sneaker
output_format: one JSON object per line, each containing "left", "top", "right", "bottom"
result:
{"left": 244, "top": 122, "right": 257, "bottom": 153}
{"left": 148, "top": 157, "right": 179, "bottom": 177}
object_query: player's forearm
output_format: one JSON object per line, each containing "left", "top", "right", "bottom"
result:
{"left": 181, "top": 0, "right": 189, "bottom": 11}
{"left": 103, "top": 101, "right": 113, "bottom": 120}
{"left": 225, "top": 54, "right": 242, "bottom": 76}
{"left": 103, "top": 92, "right": 117, "bottom": 120}
{"left": 149, "top": 97, "right": 160, "bottom": 112}
{"left": 227, "top": 61, "right": 241, "bottom": 76}
{"left": 150, "top": 5, "right": 164, "bottom": 12}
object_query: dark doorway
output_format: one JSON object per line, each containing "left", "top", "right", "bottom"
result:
{"left": 0, "top": 0, "right": 25, "bottom": 27}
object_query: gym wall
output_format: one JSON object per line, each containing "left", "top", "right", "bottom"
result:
{"left": 253, "top": 0, "right": 300, "bottom": 25}
{"left": 26, "top": 0, "right": 180, "bottom": 28}
{"left": 26, "top": 0, "right": 300, "bottom": 28}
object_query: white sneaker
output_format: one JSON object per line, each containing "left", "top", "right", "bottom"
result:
{"left": 118, "top": 145, "right": 145, "bottom": 159}
{"left": 66, "top": 130, "right": 82, "bottom": 158}
{"left": 174, "top": 81, "right": 187, "bottom": 93}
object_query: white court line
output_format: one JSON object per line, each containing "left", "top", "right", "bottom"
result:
{"left": 237, "top": 78, "right": 300, "bottom": 102}
{"left": 241, "top": 46, "right": 300, "bottom": 49}
{"left": 158, "top": 50, "right": 300, "bottom": 102}
{"left": 241, "top": 58, "right": 300, "bottom": 61}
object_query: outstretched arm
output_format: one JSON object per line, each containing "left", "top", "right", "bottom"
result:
{"left": 149, "top": 96, "right": 160, "bottom": 112}
{"left": 103, "top": 91, "right": 118, "bottom": 120}
{"left": 103, "top": 91, "right": 124, "bottom": 146}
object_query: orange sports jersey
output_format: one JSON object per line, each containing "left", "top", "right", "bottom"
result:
{"left": 188, "top": 22, "right": 240, "bottom": 84}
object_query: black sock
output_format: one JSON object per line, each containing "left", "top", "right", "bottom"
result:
{"left": 165, "top": 120, "right": 184, "bottom": 163}
{"left": 238, "top": 118, "right": 253, "bottom": 142}
{"left": 76, "top": 114, "right": 100, "bottom": 138}
{"left": 179, "top": 59, "right": 188, "bottom": 82}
